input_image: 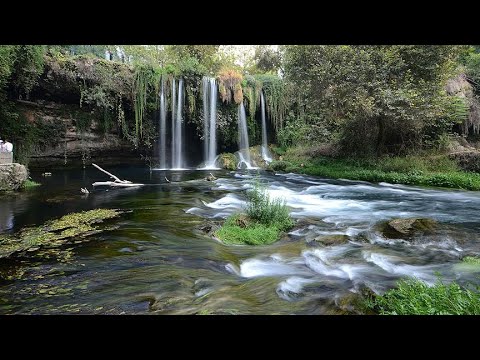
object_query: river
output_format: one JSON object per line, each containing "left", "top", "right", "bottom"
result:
{"left": 1, "top": 165, "right": 480, "bottom": 314}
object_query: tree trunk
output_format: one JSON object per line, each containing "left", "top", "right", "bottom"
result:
{"left": 376, "top": 117, "right": 386, "bottom": 157}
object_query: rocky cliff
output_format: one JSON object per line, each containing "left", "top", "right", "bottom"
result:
{"left": 17, "top": 101, "right": 141, "bottom": 169}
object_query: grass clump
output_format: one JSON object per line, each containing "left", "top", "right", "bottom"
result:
{"left": 21, "top": 179, "right": 41, "bottom": 189}
{"left": 245, "top": 185, "right": 294, "bottom": 231}
{"left": 215, "top": 215, "right": 280, "bottom": 245}
{"left": 215, "top": 183, "right": 294, "bottom": 246}
{"left": 365, "top": 278, "right": 480, "bottom": 315}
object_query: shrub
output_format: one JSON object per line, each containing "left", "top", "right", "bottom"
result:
{"left": 269, "top": 160, "right": 291, "bottom": 171}
{"left": 246, "top": 184, "right": 294, "bottom": 231}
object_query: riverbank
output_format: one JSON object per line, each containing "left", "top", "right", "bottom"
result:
{"left": 271, "top": 146, "right": 480, "bottom": 191}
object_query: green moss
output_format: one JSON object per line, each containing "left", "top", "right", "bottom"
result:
{"left": 215, "top": 215, "right": 281, "bottom": 245}
{"left": 463, "top": 256, "right": 480, "bottom": 265}
{"left": 0, "top": 209, "right": 123, "bottom": 261}
{"left": 217, "top": 153, "right": 237, "bottom": 171}
{"left": 364, "top": 278, "right": 480, "bottom": 315}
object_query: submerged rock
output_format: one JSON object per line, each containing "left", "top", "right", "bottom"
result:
{"left": 379, "top": 218, "right": 437, "bottom": 239}
{"left": 313, "top": 234, "right": 350, "bottom": 246}
{"left": 197, "top": 220, "right": 222, "bottom": 235}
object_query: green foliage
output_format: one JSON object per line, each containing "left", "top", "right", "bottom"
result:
{"left": 215, "top": 182, "right": 294, "bottom": 246}
{"left": 281, "top": 147, "right": 480, "bottom": 190}
{"left": 133, "top": 64, "right": 161, "bottom": 143}
{"left": 283, "top": 45, "right": 463, "bottom": 156}
{"left": 253, "top": 45, "right": 282, "bottom": 74}
{"left": 10, "top": 45, "right": 45, "bottom": 98}
{"left": 464, "top": 50, "right": 480, "bottom": 95}
{"left": 365, "top": 278, "right": 480, "bottom": 315}
{"left": 254, "top": 74, "right": 287, "bottom": 132}
{"left": 245, "top": 183, "right": 294, "bottom": 231}
{"left": 215, "top": 215, "right": 281, "bottom": 245}
{"left": 21, "top": 179, "right": 40, "bottom": 189}
{"left": 462, "top": 256, "right": 480, "bottom": 265}
{"left": 269, "top": 160, "right": 291, "bottom": 171}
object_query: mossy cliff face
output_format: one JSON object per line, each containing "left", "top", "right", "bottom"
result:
{"left": 0, "top": 164, "right": 28, "bottom": 191}
{"left": 17, "top": 102, "right": 141, "bottom": 169}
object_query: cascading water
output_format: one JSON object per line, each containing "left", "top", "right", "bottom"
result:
{"left": 260, "top": 92, "right": 272, "bottom": 163}
{"left": 237, "top": 102, "right": 255, "bottom": 169}
{"left": 158, "top": 79, "right": 167, "bottom": 169}
{"left": 173, "top": 78, "right": 184, "bottom": 169}
{"left": 171, "top": 78, "right": 176, "bottom": 169}
{"left": 201, "top": 77, "right": 218, "bottom": 169}
{"left": 202, "top": 77, "right": 209, "bottom": 163}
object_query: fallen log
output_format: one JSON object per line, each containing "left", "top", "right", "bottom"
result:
{"left": 92, "top": 181, "right": 144, "bottom": 187}
{"left": 91, "top": 163, "right": 144, "bottom": 188}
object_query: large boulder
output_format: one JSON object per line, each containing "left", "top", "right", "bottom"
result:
{"left": 379, "top": 218, "right": 437, "bottom": 239}
{"left": 0, "top": 164, "right": 28, "bottom": 191}
{"left": 217, "top": 153, "right": 237, "bottom": 171}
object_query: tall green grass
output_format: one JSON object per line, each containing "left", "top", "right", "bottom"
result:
{"left": 246, "top": 185, "right": 294, "bottom": 231}
{"left": 215, "top": 183, "right": 294, "bottom": 245}
{"left": 365, "top": 278, "right": 480, "bottom": 315}
{"left": 271, "top": 149, "right": 480, "bottom": 191}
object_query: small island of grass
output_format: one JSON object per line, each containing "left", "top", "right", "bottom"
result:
{"left": 215, "top": 184, "right": 294, "bottom": 245}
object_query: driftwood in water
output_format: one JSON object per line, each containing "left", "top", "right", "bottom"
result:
{"left": 91, "top": 163, "right": 144, "bottom": 188}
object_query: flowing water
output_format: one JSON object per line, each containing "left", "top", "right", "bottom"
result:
{"left": 172, "top": 78, "right": 184, "bottom": 169}
{"left": 201, "top": 77, "right": 218, "bottom": 169}
{"left": 260, "top": 92, "right": 272, "bottom": 163}
{"left": 237, "top": 102, "right": 254, "bottom": 169}
{"left": 1, "top": 166, "right": 480, "bottom": 314}
{"left": 158, "top": 80, "right": 167, "bottom": 170}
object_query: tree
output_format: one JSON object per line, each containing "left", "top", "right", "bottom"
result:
{"left": 283, "top": 45, "right": 462, "bottom": 156}
{"left": 253, "top": 45, "right": 282, "bottom": 73}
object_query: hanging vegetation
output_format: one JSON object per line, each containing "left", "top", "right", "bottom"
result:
{"left": 255, "top": 74, "right": 287, "bottom": 132}
{"left": 217, "top": 68, "right": 243, "bottom": 104}
{"left": 446, "top": 73, "right": 480, "bottom": 135}
{"left": 133, "top": 64, "right": 161, "bottom": 144}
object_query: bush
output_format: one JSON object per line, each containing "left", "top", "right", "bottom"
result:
{"left": 269, "top": 160, "right": 291, "bottom": 171}
{"left": 365, "top": 278, "right": 480, "bottom": 315}
{"left": 214, "top": 183, "right": 294, "bottom": 246}
{"left": 246, "top": 184, "right": 294, "bottom": 231}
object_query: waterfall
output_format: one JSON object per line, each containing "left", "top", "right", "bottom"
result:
{"left": 173, "top": 78, "right": 184, "bottom": 169}
{"left": 260, "top": 92, "right": 272, "bottom": 163}
{"left": 201, "top": 77, "right": 218, "bottom": 169}
{"left": 202, "top": 77, "right": 209, "bottom": 164}
{"left": 171, "top": 78, "right": 176, "bottom": 169}
{"left": 237, "top": 102, "right": 254, "bottom": 169}
{"left": 158, "top": 79, "right": 167, "bottom": 169}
